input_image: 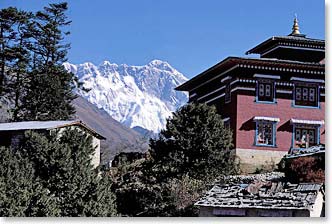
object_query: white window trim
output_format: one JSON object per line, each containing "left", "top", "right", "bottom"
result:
{"left": 253, "top": 74, "right": 281, "bottom": 79}
{"left": 254, "top": 116, "right": 280, "bottom": 122}
{"left": 290, "top": 119, "right": 324, "bottom": 126}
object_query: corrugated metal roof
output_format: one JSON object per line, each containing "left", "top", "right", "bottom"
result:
{"left": 0, "top": 120, "right": 106, "bottom": 139}
{"left": 0, "top": 120, "right": 79, "bottom": 131}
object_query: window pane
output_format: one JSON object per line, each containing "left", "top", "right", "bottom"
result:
{"left": 309, "top": 88, "right": 316, "bottom": 102}
{"left": 309, "top": 130, "right": 315, "bottom": 143}
{"left": 303, "top": 88, "right": 308, "bottom": 101}
{"left": 295, "top": 129, "right": 301, "bottom": 141}
{"left": 259, "top": 84, "right": 264, "bottom": 96}
{"left": 257, "top": 122, "right": 273, "bottom": 145}
{"left": 294, "top": 127, "right": 317, "bottom": 148}
{"left": 266, "top": 84, "right": 271, "bottom": 97}
{"left": 296, "top": 88, "right": 302, "bottom": 100}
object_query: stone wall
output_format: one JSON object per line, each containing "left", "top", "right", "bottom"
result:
{"left": 236, "top": 148, "right": 287, "bottom": 173}
{"left": 199, "top": 206, "right": 310, "bottom": 217}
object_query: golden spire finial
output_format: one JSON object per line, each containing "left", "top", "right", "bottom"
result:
{"left": 291, "top": 14, "right": 300, "bottom": 35}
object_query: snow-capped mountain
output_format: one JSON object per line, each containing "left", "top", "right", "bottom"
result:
{"left": 63, "top": 60, "right": 188, "bottom": 133}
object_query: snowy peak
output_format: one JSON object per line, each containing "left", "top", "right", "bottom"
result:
{"left": 64, "top": 60, "right": 188, "bottom": 133}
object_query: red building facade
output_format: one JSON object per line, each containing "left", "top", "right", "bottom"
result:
{"left": 176, "top": 19, "right": 325, "bottom": 172}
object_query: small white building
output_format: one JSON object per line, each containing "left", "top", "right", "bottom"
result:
{"left": 0, "top": 120, "right": 106, "bottom": 167}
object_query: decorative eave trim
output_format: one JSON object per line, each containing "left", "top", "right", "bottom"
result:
{"left": 197, "top": 79, "right": 239, "bottom": 101}
{"left": 290, "top": 77, "right": 325, "bottom": 83}
{"left": 276, "top": 82, "right": 294, "bottom": 86}
{"left": 261, "top": 45, "right": 325, "bottom": 57}
{"left": 189, "top": 93, "right": 197, "bottom": 98}
{"left": 220, "top": 76, "right": 232, "bottom": 83}
{"left": 276, "top": 90, "right": 293, "bottom": 94}
{"left": 253, "top": 74, "right": 281, "bottom": 79}
{"left": 239, "top": 64, "right": 324, "bottom": 75}
{"left": 190, "top": 65, "right": 239, "bottom": 92}
{"left": 239, "top": 79, "right": 257, "bottom": 83}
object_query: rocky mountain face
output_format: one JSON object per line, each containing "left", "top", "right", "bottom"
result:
{"left": 73, "top": 96, "right": 148, "bottom": 164}
{"left": 64, "top": 60, "right": 188, "bottom": 133}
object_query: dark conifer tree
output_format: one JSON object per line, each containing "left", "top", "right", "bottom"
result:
{"left": 20, "top": 2, "right": 76, "bottom": 121}
{"left": 21, "top": 129, "right": 117, "bottom": 216}
{"left": 149, "top": 103, "right": 238, "bottom": 181}
{"left": 0, "top": 146, "right": 59, "bottom": 216}
{"left": 114, "top": 103, "right": 239, "bottom": 216}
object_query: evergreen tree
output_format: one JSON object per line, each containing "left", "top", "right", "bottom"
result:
{"left": 21, "top": 129, "right": 117, "bottom": 216}
{"left": 0, "top": 146, "right": 59, "bottom": 216}
{"left": 114, "top": 103, "right": 239, "bottom": 216}
{"left": 19, "top": 2, "right": 76, "bottom": 121}
{"left": 149, "top": 102, "right": 238, "bottom": 181}
{"left": 0, "top": 7, "right": 31, "bottom": 100}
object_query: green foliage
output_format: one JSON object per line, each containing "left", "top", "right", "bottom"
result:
{"left": 113, "top": 103, "right": 239, "bottom": 216}
{"left": 0, "top": 146, "right": 59, "bottom": 216}
{"left": 19, "top": 2, "right": 76, "bottom": 121}
{"left": 0, "top": 7, "right": 33, "bottom": 119}
{"left": 0, "top": 129, "right": 117, "bottom": 216}
{"left": 149, "top": 103, "right": 238, "bottom": 181}
{"left": 0, "top": 3, "right": 77, "bottom": 121}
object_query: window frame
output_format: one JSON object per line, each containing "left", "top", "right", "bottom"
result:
{"left": 255, "top": 79, "right": 276, "bottom": 104}
{"left": 254, "top": 120, "right": 278, "bottom": 147}
{"left": 292, "top": 124, "right": 320, "bottom": 149}
{"left": 293, "top": 83, "right": 320, "bottom": 108}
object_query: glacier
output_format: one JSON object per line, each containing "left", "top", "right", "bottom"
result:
{"left": 63, "top": 59, "right": 188, "bottom": 133}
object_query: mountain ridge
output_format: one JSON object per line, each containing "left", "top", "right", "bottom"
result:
{"left": 64, "top": 59, "right": 188, "bottom": 133}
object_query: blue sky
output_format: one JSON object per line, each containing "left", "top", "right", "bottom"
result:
{"left": 1, "top": 0, "right": 325, "bottom": 78}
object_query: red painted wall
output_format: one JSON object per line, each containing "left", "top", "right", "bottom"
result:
{"left": 236, "top": 93, "right": 325, "bottom": 152}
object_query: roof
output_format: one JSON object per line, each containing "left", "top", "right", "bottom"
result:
{"left": 195, "top": 173, "right": 322, "bottom": 211}
{"left": 0, "top": 120, "right": 106, "bottom": 139}
{"left": 286, "top": 144, "right": 325, "bottom": 159}
{"left": 175, "top": 56, "right": 324, "bottom": 91}
{"left": 246, "top": 36, "right": 325, "bottom": 55}
{"left": 290, "top": 118, "right": 324, "bottom": 126}
{"left": 253, "top": 116, "right": 280, "bottom": 122}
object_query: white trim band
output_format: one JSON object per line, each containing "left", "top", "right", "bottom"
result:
{"left": 189, "top": 93, "right": 197, "bottom": 98}
{"left": 220, "top": 76, "right": 232, "bottom": 83}
{"left": 290, "top": 119, "right": 324, "bottom": 125}
{"left": 253, "top": 116, "right": 280, "bottom": 122}
{"left": 276, "top": 90, "right": 293, "bottom": 94}
{"left": 253, "top": 74, "right": 281, "bottom": 79}
{"left": 205, "top": 93, "right": 225, "bottom": 104}
{"left": 290, "top": 77, "right": 325, "bottom": 83}
{"left": 222, "top": 117, "right": 230, "bottom": 122}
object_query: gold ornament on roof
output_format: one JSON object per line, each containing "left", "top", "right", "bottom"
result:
{"left": 291, "top": 14, "right": 300, "bottom": 35}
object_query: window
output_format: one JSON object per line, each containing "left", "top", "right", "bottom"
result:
{"left": 225, "top": 83, "right": 231, "bottom": 103}
{"left": 257, "top": 80, "right": 274, "bottom": 102}
{"left": 294, "top": 85, "right": 318, "bottom": 107}
{"left": 294, "top": 127, "right": 317, "bottom": 148}
{"left": 223, "top": 118, "right": 231, "bottom": 129}
{"left": 255, "top": 121, "right": 276, "bottom": 146}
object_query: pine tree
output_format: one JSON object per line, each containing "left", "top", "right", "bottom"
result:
{"left": 0, "top": 7, "right": 31, "bottom": 98}
{"left": 19, "top": 2, "right": 76, "bottom": 121}
{"left": 21, "top": 129, "right": 117, "bottom": 216}
{"left": 149, "top": 102, "right": 238, "bottom": 181}
{"left": 0, "top": 146, "right": 60, "bottom": 216}
{"left": 114, "top": 103, "right": 239, "bottom": 216}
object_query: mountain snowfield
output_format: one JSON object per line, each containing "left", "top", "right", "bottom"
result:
{"left": 63, "top": 60, "right": 188, "bottom": 133}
